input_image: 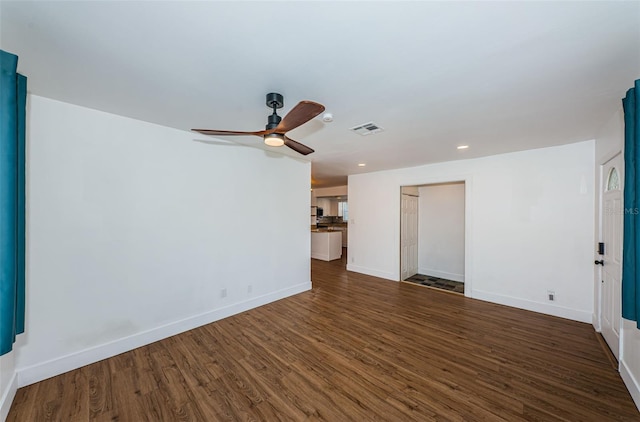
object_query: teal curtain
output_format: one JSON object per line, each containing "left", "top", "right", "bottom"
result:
{"left": 623, "top": 79, "right": 640, "bottom": 329}
{"left": 0, "top": 50, "right": 26, "bottom": 355}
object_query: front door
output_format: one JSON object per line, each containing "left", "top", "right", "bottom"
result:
{"left": 600, "top": 153, "right": 623, "bottom": 359}
{"left": 401, "top": 193, "right": 418, "bottom": 280}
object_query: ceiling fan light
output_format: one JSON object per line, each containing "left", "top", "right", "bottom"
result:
{"left": 264, "top": 133, "right": 285, "bottom": 147}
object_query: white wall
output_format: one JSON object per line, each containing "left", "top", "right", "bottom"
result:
{"left": 418, "top": 183, "right": 465, "bottom": 282}
{"left": 348, "top": 140, "right": 595, "bottom": 323}
{"left": 622, "top": 319, "right": 640, "bottom": 410}
{"left": 595, "top": 108, "right": 640, "bottom": 410}
{"left": 12, "top": 95, "right": 311, "bottom": 391}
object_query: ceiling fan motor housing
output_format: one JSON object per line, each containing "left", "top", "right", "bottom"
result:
{"left": 266, "top": 92, "right": 284, "bottom": 109}
{"left": 266, "top": 92, "right": 284, "bottom": 129}
{"left": 266, "top": 112, "right": 282, "bottom": 129}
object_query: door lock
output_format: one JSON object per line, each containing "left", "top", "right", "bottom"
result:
{"left": 594, "top": 260, "right": 604, "bottom": 266}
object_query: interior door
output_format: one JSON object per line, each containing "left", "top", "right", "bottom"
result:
{"left": 600, "top": 153, "right": 623, "bottom": 359}
{"left": 401, "top": 193, "right": 419, "bottom": 280}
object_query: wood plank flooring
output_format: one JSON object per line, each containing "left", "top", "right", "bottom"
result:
{"left": 8, "top": 254, "right": 640, "bottom": 421}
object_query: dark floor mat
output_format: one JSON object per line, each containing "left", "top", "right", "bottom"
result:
{"left": 404, "top": 274, "right": 464, "bottom": 294}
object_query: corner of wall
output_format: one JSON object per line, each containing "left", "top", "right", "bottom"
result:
{"left": 621, "top": 358, "right": 640, "bottom": 412}
{"left": 592, "top": 313, "right": 601, "bottom": 331}
{"left": 0, "top": 368, "right": 18, "bottom": 422}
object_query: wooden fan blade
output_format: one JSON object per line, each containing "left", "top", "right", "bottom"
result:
{"left": 284, "top": 136, "right": 314, "bottom": 155}
{"left": 275, "top": 101, "right": 325, "bottom": 133}
{"left": 192, "top": 128, "right": 271, "bottom": 137}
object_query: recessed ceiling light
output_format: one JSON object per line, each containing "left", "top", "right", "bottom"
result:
{"left": 358, "top": 163, "right": 366, "bottom": 167}
{"left": 457, "top": 145, "right": 469, "bottom": 150}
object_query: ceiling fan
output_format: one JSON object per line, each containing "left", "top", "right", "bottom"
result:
{"left": 192, "top": 93, "right": 325, "bottom": 155}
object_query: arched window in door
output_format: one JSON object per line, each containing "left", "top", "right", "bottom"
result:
{"left": 607, "top": 167, "right": 620, "bottom": 191}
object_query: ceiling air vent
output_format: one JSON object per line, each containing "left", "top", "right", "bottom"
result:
{"left": 350, "top": 122, "right": 384, "bottom": 136}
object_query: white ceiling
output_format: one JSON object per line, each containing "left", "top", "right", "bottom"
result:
{"left": 2, "top": 1, "right": 639, "bottom": 187}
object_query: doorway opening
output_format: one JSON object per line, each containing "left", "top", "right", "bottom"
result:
{"left": 400, "top": 182, "right": 466, "bottom": 295}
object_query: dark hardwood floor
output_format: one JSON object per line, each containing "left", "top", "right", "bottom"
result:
{"left": 8, "top": 253, "right": 640, "bottom": 421}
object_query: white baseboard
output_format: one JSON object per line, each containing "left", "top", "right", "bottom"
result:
{"left": 418, "top": 268, "right": 464, "bottom": 283}
{"left": 472, "top": 289, "right": 592, "bottom": 323}
{"left": 311, "top": 253, "right": 341, "bottom": 261}
{"left": 346, "top": 264, "right": 395, "bottom": 281}
{"left": 17, "top": 282, "right": 311, "bottom": 388}
{"left": 592, "top": 313, "right": 601, "bottom": 332}
{"left": 0, "top": 371, "right": 18, "bottom": 422}
{"left": 621, "top": 357, "right": 640, "bottom": 412}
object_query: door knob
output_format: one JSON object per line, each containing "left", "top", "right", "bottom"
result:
{"left": 595, "top": 260, "right": 604, "bottom": 266}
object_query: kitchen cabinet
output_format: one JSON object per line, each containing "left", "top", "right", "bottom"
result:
{"left": 316, "top": 198, "right": 331, "bottom": 214}
{"left": 329, "top": 200, "right": 339, "bottom": 216}
{"left": 311, "top": 231, "right": 342, "bottom": 261}
{"left": 316, "top": 197, "right": 340, "bottom": 216}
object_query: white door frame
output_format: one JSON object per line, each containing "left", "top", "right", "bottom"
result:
{"left": 398, "top": 176, "right": 472, "bottom": 298}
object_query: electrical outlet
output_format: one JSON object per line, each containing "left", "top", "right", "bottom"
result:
{"left": 221, "top": 288, "right": 227, "bottom": 298}
{"left": 547, "top": 290, "right": 555, "bottom": 301}
{"left": 247, "top": 285, "right": 253, "bottom": 294}
{"left": 351, "top": 257, "right": 354, "bottom": 263}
